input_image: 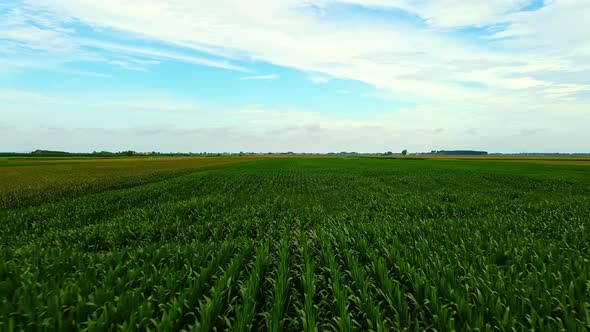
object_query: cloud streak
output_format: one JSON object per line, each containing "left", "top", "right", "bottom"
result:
{"left": 0, "top": 3, "right": 250, "bottom": 72}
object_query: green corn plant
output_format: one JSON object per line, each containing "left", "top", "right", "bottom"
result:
{"left": 266, "top": 238, "right": 291, "bottom": 332}
{"left": 192, "top": 242, "right": 254, "bottom": 332}
{"left": 234, "top": 242, "right": 270, "bottom": 332}
{"left": 299, "top": 236, "right": 318, "bottom": 332}
{"left": 319, "top": 233, "right": 353, "bottom": 332}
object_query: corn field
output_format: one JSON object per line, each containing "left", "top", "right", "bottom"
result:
{"left": 1, "top": 157, "right": 589, "bottom": 331}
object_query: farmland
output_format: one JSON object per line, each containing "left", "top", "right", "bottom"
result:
{"left": 0, "top": 156, "right": 264, "bottom": 210}
{"left": 1, "top": 157, "right": 589, "bottom": 331}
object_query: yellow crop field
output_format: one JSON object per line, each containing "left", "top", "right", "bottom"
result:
{"left": 0, "top": 156, "right": 263, "bottom": 209}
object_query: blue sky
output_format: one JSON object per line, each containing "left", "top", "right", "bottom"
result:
{"left": 1, "top": 0, "right": 589, "bottom": 153}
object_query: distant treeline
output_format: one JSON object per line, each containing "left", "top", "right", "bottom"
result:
{"left": 0, "top": 150, "right": 239, "bottom": 157}
{"left": 0, "top": 150, "right": 315, "bottom": 157}
{"left": 0, "top": 150, "right": 140, "bottom": 157}
{"left": 1, "top": 149, "right": 589, "bottom": 158}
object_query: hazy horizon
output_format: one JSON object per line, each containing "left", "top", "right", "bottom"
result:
{"left": 3, "top": 149, "right": 590, "bottom": 155}
{"left": 2, "top": 1, "right": 590, "bottom": 153}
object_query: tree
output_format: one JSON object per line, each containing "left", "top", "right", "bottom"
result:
{"left": 402, "top": 149, "right": 408, "bottom": 156}
{"left": 385, "top": 151, "right": 393, "bottom": 156}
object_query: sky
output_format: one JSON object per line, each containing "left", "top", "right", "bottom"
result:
{"left": 1, "top": 0, "right": 589, "bottom": 153}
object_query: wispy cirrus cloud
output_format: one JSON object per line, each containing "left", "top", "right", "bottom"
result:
{"left": 0, "top": 2, "right": 250, "bottom": 73}
{"left": 28, "top": 0, "right": 586, "bottom": 100}
{"left": 2, "top": 0, "right": 590, "bottom": 152}
{"left": 8, "top": 0, "right": 590, "bottom": 102}
{"left": 77, "top": 38, "right": 250, "bottom": 72}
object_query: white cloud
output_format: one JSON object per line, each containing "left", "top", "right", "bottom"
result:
{"left": 77, "top": 38, "right": 250, "bottom": 72}
{"left": 2, "top": 0, "right": 590, "bottom": 151}
{"left": 490, "top": 0, "right": 590, "bottom": 52}
{"left": 335, "top": 0, "right": 530, "bottom": 27}
{"left": 22, "top": 0, "right": 588, "bottom": 105}
{"left": 3, "top": 89, "right": 590, "bottom": 153}
{"left": 0, "top": 2, "right": 250, "bottom": 72}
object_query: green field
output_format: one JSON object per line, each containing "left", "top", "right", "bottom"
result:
{"left": 1, "top": 157, "right": 589, "bottom": 331}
